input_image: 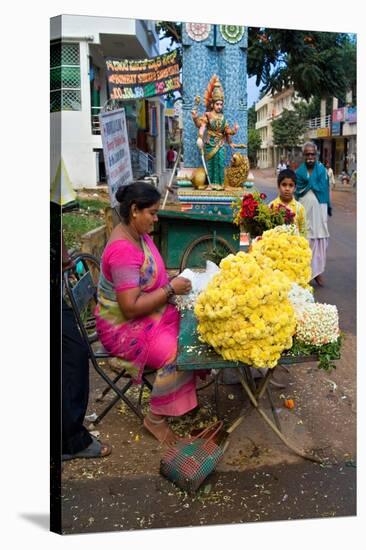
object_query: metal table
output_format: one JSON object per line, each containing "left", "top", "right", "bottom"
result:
{"left": 176, "top": 309, "right": 323, "bottom": 464}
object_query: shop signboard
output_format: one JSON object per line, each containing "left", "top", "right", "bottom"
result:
{"left": 332, "top": 122, "right": 341, "bottom": 136}
{"left": 165, "top": 98, "right": 175, "bottom": 117}
{"left": 316, "top": 128, "right": 330, "bottom": 137}
{"left": 99, "top": 108, "right": 133, "bottom": 207}
{"left": 105, "top": 49, "right": 181, "bottom": 101}
{"left": 345, "top": 107, "right": 357, "bottom": 123}
{"left": 332, "top": 107, "right": 345, "bottom": 122}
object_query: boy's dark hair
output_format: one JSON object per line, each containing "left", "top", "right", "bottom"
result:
{"left": 277, "top": 168, "right": 297, "bottom": 186}
{"left": 115, "top": 182, "right": 161, "bottom": 223}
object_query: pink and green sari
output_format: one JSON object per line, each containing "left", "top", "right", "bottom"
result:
{"left": 95, "top": 234, "right": 198, "bottom": 416}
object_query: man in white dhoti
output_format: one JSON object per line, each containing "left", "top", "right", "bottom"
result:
{"left": 295, "top": 142, "right": 332, "bottom": 286}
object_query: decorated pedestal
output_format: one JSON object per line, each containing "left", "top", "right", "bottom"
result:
{"left": 177, "top": 187, "right": 245, "bottom": 216}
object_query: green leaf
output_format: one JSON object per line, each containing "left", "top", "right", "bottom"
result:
{"left": 286, "top": 336, "right": 342, "bottom": 371}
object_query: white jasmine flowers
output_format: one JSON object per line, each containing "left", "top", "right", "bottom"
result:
{"left": 295, "top": 303, "right": 340, "bottom": 346}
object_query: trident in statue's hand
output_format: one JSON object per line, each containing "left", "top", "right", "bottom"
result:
{"left": 191, "top": 96, "right": 201, "bottom": 128}
{"left": 200, "top": 149, "right": 211, "bottom": 187}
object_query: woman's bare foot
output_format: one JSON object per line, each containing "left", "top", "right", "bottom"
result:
{"left": 314, "top": 274, "right": 324, "bottom": 286}
{"left": 143, "top": 413, "right": 179, "bottom": 447}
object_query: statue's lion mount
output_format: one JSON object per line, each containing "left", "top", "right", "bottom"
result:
{"left": 224, "top": 153, "right": 250, "bottom": 188}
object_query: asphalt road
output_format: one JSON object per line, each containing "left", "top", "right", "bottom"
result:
{"left": 62, "top": 462, "right": 356, "bottom": 534}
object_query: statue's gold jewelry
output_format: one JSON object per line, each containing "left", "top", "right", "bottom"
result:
{"left": 211, "top": 82, "right": 224, "bottom": 103}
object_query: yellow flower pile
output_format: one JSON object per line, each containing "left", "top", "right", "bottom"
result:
{"left": 194, "top": 252, "right": 296, "bottom": 368}
{"left": 250, "top": 225, "right": 312, "bottom": 288}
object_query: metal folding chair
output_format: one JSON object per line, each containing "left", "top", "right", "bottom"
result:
{"left": 63, "top": 252, "right": 153, "bottom": 424}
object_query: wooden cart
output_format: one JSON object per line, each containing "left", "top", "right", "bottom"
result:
{"left": 154, "top": 209, "right": 241, "bottom": 271}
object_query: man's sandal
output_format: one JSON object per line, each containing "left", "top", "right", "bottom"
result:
{"left": 62, "top": 435, "right": 112, "bottom": 461}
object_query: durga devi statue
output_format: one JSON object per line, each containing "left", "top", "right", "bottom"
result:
{"left": 191, "top": 74, "right": 244, "bottom": 189}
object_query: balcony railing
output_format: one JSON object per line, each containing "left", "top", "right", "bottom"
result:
{"left": 130, "top": 147, "right": 156, "bottom": 177}
{"left": 307, "top": 115, "right": 331, "bottom": 129}
{"left": 91, "top": 106, "right": 102, "bottom": 135}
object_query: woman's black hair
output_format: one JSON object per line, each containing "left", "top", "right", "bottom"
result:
{"left": 277, "top": 168, "right": 297, "bottom": 186}
{"left": 115, "top": 182, "right": 161, "bottom": 223}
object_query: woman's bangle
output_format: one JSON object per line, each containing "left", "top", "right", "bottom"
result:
{"left": 163, "top": 282, "right": 175, "bottom": 300}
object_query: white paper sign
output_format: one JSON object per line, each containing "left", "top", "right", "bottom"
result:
{"left": 99, "top": 108, "right": 133, "bottom": 207}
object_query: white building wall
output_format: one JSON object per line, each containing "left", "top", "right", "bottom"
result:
{"left": 255, "top": 88, "right": 301, "bottom": 169}
{"left": 255, "top": 95, "right": 273, "bottom": 169}
{"left": 343, "top": 122, "right": 357, "bottom": 136}
{"left": 50, "top": 15, "right": 137, "bottom": 42}
{"left": 50, "top": 112, "right": 61, "bottom": 184}
{"left": 255, "top": 94, "right": 273, "bottom": 168}
{"left": 58, "top": 40, "right": 101, "bottom": 188}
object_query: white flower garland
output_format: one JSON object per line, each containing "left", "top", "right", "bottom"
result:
{"left": 295, "top": 303, "right": 340, "bottom": 346}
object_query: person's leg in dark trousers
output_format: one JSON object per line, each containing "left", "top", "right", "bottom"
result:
{"left": 62, "top": 299, "right": 93, "bottom": 455}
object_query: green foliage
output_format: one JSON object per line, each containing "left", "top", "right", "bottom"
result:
{"left": 247, "top": 105, "right": 257, "bottom": 129}
{"left": 254, "top": 202, "right": 294, "bottom": 232}
{"left": 248, "top": 29, "right": 356, "bottom": 101}
{"left": 251, "top": 203, "right": 274, "bottom": 233}
{"left": 155, "top": 21, "right": 182, "bottom": 48}
{"left": 63, "top": 199, "right": 107, "bottom": 250}
{"left": 272, "top": 109, "right": 307, "bottom": 148}
{"left": 295, "top": 98, "right": 318, "bottom": 120}
{"left": 248, "top": 128, "right": 262, "bottom": 166}
{"left": 63, "top": 213, "right": 103, "bottom": 250}
{"left": 287, "top": 336, "right": 342, "bottom": 371}
{"left": 78, "top": 198, "right": 108, "bottom": 212}
{"left": 294, "top": 96, "right": 333, "bottom": 119}
{"left": 247, "top": 106, "right": 261, "bottom": 167}
{"left": 265, "top": 204, "right": 291, "bottom": 227}
{"left": 339, "top": 39, "right": 357, "bottom": 105}
{"left": 233, "top": 191, "right": 295, "bottom": 237}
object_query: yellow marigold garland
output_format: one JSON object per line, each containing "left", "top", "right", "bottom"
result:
{"left": 250, "top": 225, "right": 312, "bottom": 289}
{"left": 194, "top": 252, "right": 296, "bottom": 368}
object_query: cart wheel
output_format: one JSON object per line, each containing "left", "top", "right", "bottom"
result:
{"left": 179, "top": 235, "right": 236, "bottom": 271}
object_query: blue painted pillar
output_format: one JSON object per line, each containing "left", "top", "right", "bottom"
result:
{"left": 182, "top": 23, "right": 248, "bottom": 169}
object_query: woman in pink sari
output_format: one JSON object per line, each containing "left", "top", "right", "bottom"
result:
{"left": 95, "top": 182, "right": 196, "bottom": 446}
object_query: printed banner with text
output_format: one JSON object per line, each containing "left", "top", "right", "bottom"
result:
{"left": 99, "top": 108, "right": 133, "bottom": 207}
{"left": 105, "top": 49, "right": 181, "bottom": 101}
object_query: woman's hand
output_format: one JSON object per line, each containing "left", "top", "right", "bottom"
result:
{"left": 170, "top": 276, "right": 192, "bottom": 295}
{"left": 233, "top": 122, "right": 239, "bottom": 133}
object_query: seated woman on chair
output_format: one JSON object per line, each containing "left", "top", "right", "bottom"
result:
{"left": 95, "top": 182, "right": 197, "bottom": 446}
